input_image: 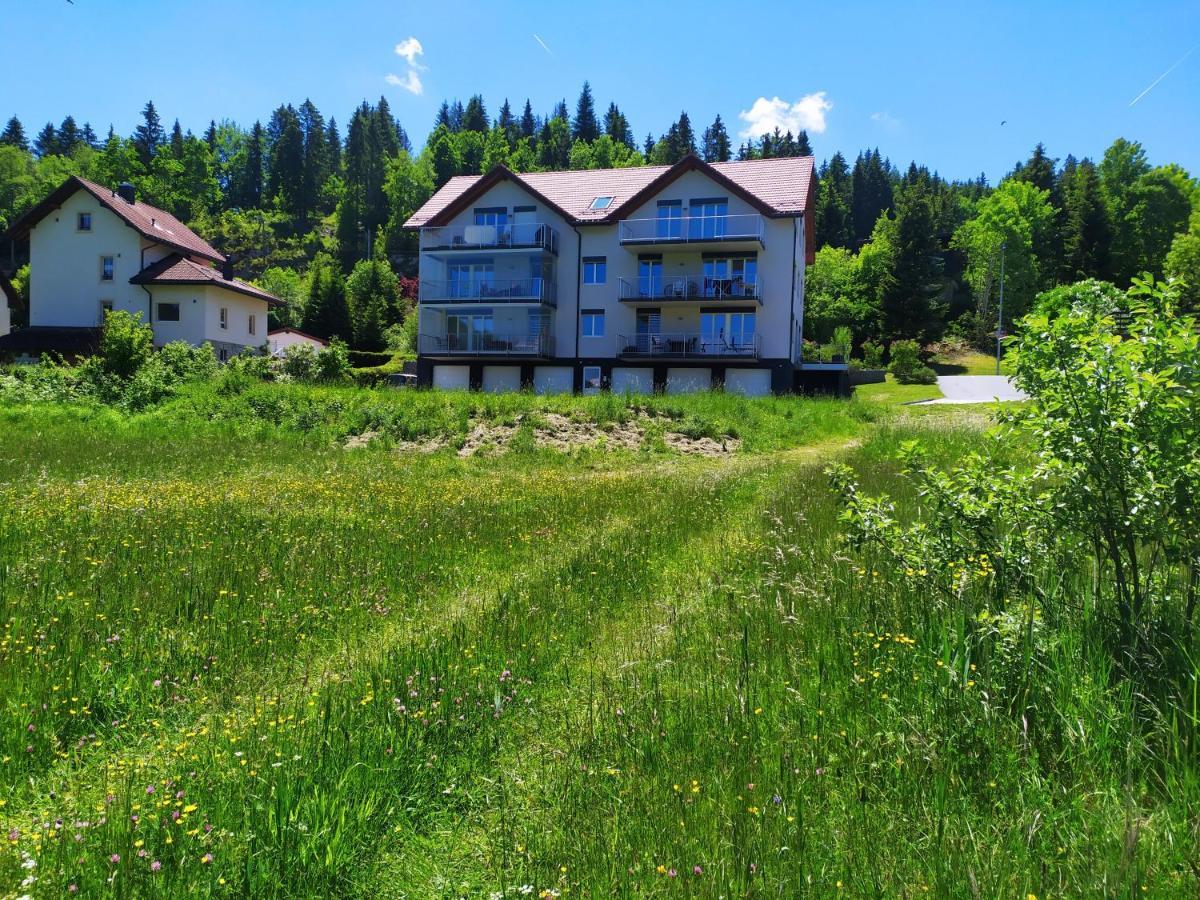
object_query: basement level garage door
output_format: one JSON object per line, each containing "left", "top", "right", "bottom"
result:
{"left": 482, "top": 366, "right": 521, "bottom": 393}
{"left": 533, "top": 366, "right": 573, "bottom": 394}
{"left": 611, "top": 367, "right": 653, "bottom": 395}
{"left": 725, "top": 368, "right": 772, "bottom": 396}
{"left": 665, "top": 367, "right": 711, "bottom": 394}
{"left": 432, "top": 365, "right": 470, "bottom": 390}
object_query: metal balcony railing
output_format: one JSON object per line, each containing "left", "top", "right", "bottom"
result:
{"left": 616, "top": 332, "right": 760, "bottom": 359}
{"left": 419, "top": 332, "right": 556, "bottom": 357}
{"left": 419, "top": 278, "right": 557, "bottom": 306}
{"left": 419, "top": 222, "right": 559, "bottom": 254}
{"left": 618, "top": 274, "right": 763, "bottom": 301}
{"left": 617, "top": 213, "right": 765, "bottom": 245}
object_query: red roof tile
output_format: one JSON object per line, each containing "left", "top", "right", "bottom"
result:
{"left": 130, "top": 254, "right": 284, "bottom": 306}
{"left": 7, "top": 176, "right": 224, "bottom": 263}
{"left": 404, "top": 155, "right": 814, "bottom": 228}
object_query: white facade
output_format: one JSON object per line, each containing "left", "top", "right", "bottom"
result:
{"left": 22, "top": 185, "right": 272, "bottom": 356}
{"left": 410, "top": 161, "right": 809, "bottom": 394}
{"left": 268, "top": 329, "right": 328, "bottom": 357}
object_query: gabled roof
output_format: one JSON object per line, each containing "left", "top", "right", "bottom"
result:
{"left": 267, "top": 327, "right": 328, "bottom": 345}
{"left": 130, "top": 254, "right": 284, "bottom": 307}
{"left": 405, "top": 154, "right": 815, "bottom": 228}
{"left": 6, "top": 176, "right": 224, "bottom": 263}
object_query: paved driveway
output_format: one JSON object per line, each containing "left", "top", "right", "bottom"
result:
{"left": 922, "top": 375, "right": 1028, "bottom": 404}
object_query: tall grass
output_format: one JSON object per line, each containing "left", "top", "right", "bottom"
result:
{"left": 0, "top": 397, "right": 1195, "bottom": 896}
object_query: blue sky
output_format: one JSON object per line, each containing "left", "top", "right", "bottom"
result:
{"left": 6, "top": 0, "right": 1198, "bottom": 182}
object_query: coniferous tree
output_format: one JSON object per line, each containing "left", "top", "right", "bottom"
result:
{"left": 675, "top": 112, "right": 696, "bottom": 157}
{"left": 169, "top": 119, "right": 185, "bottom": 158}
{"left": 57, "top": 116, "right": 82, "bottom": 154}
{"left": 434, "top": 101, "right": 453, "bottom": 132}
{"left": 267, "top": 104, "right": 304, "bottom": 215}
{"left": 520, "top": 100, "right": 536, "bottom": 142}
{"left": 449, "top": 100, "right": 466, "bottom": 131}
{"left": 301, "top": 254, "right": 352, "bottom": 341}
{"left": 572, "top": 81, "right": 599, "bottom": 143}
{"left": 1011, "top": 143, "right": 1056, "bottom": 194}
{"left": 133, "top": 100, "right": 165, "bottom": 165}
{"left": 462, "top": 95, "right": 489, "bottom": 133}
{"left": 1058, "top": 156, "right": 1111, "bottom": 281}
{"left": 814, "top": 152, "right": 853, "bottom": 248}
{"left": 603, "top": 102, "right": 633, "bottom": 148}
{"left": 701, "top": 115, "right": 732, "bottom": 163}
{"left": 80, "top": 122, "right": 98, "bottom": 149}
{"left": 552, "top": 99, "right": 569, "bottom": 121}
{"left": 796, "top": 130, "right": 813, "bottom": 156}
{"left": 497, "top": 99, "right": 516, "bottom": 146}
{"left": 851, "top": 149, "right": 894, "bottom": 245}
{"left": 203, "top": 120, "right": 218, "bottom": 150}
{"left": 643, "top": 132, "right": 656, "bottom": 157}
{"left": 1, "top": 116, "right": 28, "bottom": 151}
{"left": 34, "top": 122, "right": 57, "bottom": 157}
{"left": 236, "top": 120, "right": 266, "bottom": 208}
{"left": 881, "top": 178, "right": 943, "bottom": 341}
{"left": 298, "top": 99, "right": 330, "bottom": 223}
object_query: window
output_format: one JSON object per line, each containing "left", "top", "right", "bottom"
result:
{"left": 583, "top": 257, "right": 606, "bottom": 285}
{"left": 98, "top": 299, "right": 113, "bottom": 324}
{"left": 656, "top": 201, "right": 682, "bottom": 239}
{"left": 448, "top": 261, "right": 495, "bottom": 298}
{"left": 703, "top": 254, "right": 758, "bottom": 297}
{"left": 219, "top": 348, "right": 228, "bottom": 362}
{"left": 474, "top": 208, "right": 508, "bottom": 227}
{"left": 446, "top": 311, "right": 494, "bottom": 352}
{"left": 634, "top": 308, "right": 661, "bottom": 353}
{"left": 582, "top": 365, "right": 603, "bottom": 394}
{"left": 157, "top": 302, "right": 180, "bottom": 322}
{"left": 100, "top": 256, "right": 114, "bottom": 281}
{"left": 689, "top": 199, "right": 728, "bottom": 239}
{"left": 219, "top": 307, "right": 228, "bottom": 330}
{"left": 589, "top": 196, "right": 614, "bottom": 211}
{"left": 581, "top": 309, "right": 605, "bottom": 338}
{"left": 77, "top": 212, "right": 92, "bottom": 231}
{"left": 701, "top": 310, "right": 756, "bottom": 353}
{"left": 248, "top": 314, "right": 257, "bottom": 336}
{"left": 637, "top": 256, "right": 663, "bottom": 297}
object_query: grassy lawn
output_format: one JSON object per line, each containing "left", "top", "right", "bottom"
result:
{"left": 0, "top": 386, "right": 1193, "bottom": 897}
{"left": 930, "top": 347, "right": 1014, "bottom": 375}
{"left": 853, "top": 373, "right": 943, "bottom": 404}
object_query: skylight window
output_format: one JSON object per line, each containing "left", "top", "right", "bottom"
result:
{"left": 590, "top": 196, "right": 614, "bottom": 211}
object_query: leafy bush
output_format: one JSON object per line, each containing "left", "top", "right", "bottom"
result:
{"left": 314, "top": 339, "right": 351, "bottom": 382}
{"left": 888, "top": 339, "right": 936, "bottom": 384}
{"left": 226, "top": 348, "right": 274, "bottom": 380}
{"left": 861, "top": 340, "right": 884, "bottom": 369}
{"left": 158, "top": 341, "right": 219, "bottom": 381}
{"left": 97, "top": 310, "right": 153, "bottom": 378}
{"left": 280, "top": 343, "right": 318, "bottom": 381}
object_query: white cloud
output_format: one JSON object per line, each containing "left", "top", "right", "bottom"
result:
{"left": 737, "top": 92, "right": 832, "bottom": 139}
{"left": 870, "top": 110, "right": 900, "bottom": 129}
{"left": 385, "top": 69, "right": 423, "bottom": 95}
{"left": 393, "top": 37, "right": 424, "bottom": 67}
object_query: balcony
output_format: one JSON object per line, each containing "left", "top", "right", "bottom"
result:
{"left": 618, "top": 274, "right": 763, "bottom": 303}
{"left": 617, "top": 214, "right": 765, "bottom": 251}
{"left": 420, "top": 222, "right": 559, "bottom": 255}
{"left": 616, "top": 332, "right": 760, "bottom": 360}
{"left": 419, "top": 278, "right": 557, "bottom": 307}
{"left": 419, "top": 332, "right": 555, "bottom": 358}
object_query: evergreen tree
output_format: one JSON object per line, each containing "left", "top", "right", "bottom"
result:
{"left": 519, "top": 100, "right": 536, "bottom": 142}
{"left": 851, "top": 149, "right": 894, "bottom": 245}
{"left": 57, "top": 116, "right": 82, "bottom": 154}
{"left": 814, "top": 152, "right": 853, "bottom": 248}
{"left": 203, "top": 120, "right": 218, "bottom": 150}
{"left": 427, "top": 124, "right": 460, "bottom": 187}
{"left": 701, "top": 115, "right": 731, "bottom": 163}
{"left": 34, "top": 122, "right": 57, "bottom": 157}
{"left": 298, "top": 99, "right": 330, "bottom": 223}
{"left": 603, "top": 102, "right": 633, "bottom": 148}
{"left": 133, "top": 100, "right": 165, "bottom": 165}
{"left": 325, "top": 118, "right": 342, "bottom": 173}
{"left": 267, "top": 104, "right": 304, "bottom": 215}
{"left": 301, "top": 254, "right": 352, "bottom": 341}
{"left": 796, "top": 130, "right": 813, "bottom": 156}
{"left": 1012, "top": 142, "right": 1057, "bottom": 194}
{"left": 572, "top": 81, "right": 599, "bottom": 142}
{"left": 1, "top": 116, "right": 28, "bottom": 151}
{"left": 881, "top": 179, "right": 944, "bottom": 341}
{"left": 643, "top": 132, "right": 656, "bottom": 157}
{"left": 435, "top": 101, "right": 453, "bottom": 131}
{"left": 462, "top": 95, "right": 489, "bottom": 133}
{"left": 497, "top": 99, "right": 516, "bottom": 146}
{"left": 235, "top": 120, "right": 265, "bottom": 208}
{"left": 80, "top": 122, "right": 98, "bottom": 149}
{"left": 1059, "top": 156, "right": 1111, "bottom": 281}
{"left": 552, "top": 99, "right": 569, "bottom": 121}
{"left": 675, "top": 111, "right": 696, "bottom": 157}
{"left": 449, "top": 100, "right": 465, "bottom": 131}
{"left": 169, "top": 119, "right": 185, "bottom": 158}
{"left": 345, "top": 235, "right": 398, "bottom": 350}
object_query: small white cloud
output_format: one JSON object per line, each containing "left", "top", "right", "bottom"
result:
{"left": 737, "top": 92, "right": 832, "bottom": 139}
{"left": 394, "top": 37, "right": 424, "bottom": 67}
{"left": 870, "top": 110, "right": 900, "bottom": 129}
{"left": 385, "top": 70, "right": 423, "bottom": 95}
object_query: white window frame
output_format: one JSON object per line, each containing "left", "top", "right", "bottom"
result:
{"left": 100, "top": 255, "right": 114, "bottom": 281}
{"left": 98, "top": 299, "right": 113, "bottom": 324}
{"left": 589, "top": 196, "right": 614, "bottom": 211}
{"left": 219, "top": 307, "right": 229, "bottom": 330}
{"left": 583, "top": 257, "right": 606, "bottom": 285}
{"left": 581, "top": 309, "right": 605, "bottom": 338}
{"left": 77, "top": 212, "right": 92, "bottom": 232}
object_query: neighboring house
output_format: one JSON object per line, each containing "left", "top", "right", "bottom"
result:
{"left": 267, "top": 327, "right": 329, "bottom": 357}
{"left": 0, "top": 176, "right": 282, "bottom": 361}
{"left": 404, "top": 154, "right": 838, "bottom": 396}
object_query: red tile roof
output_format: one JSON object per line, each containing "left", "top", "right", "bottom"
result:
{"left": 130, "top": 254, "right": 284, "bottom": 306}
{"left": 404, "top": 155, "right": 815, "bottom": 228}
{"left": 6, "top": 176, "right": 224, "bottom": 263}
{"left": 267, "top": 327, "right": 328, "bottom": 345}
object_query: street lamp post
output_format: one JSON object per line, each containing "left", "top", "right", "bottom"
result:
{"left": 996, "top": 241, "right": 1006, "bottom": 376}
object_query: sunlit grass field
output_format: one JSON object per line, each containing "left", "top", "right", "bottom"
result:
{"left": 1, "top": 388, "right": 1196, "bottom": 897}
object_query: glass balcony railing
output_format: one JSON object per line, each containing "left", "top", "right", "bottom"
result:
{"left": 418, "top": 332, "right": 555, "bottom": 357}
{"left": 419, "top": 278, "right": 557, "bottom": 306}
{"left": 616, "top": 332, "right": 760, "bottom": 359}
{"left": 420, "top": 222, "right": 559, "bottom": 254}
{"left": 617, "top": 213, "right": 765, "bottom": 245}
{"left": 618, "top": 274, "right": 763, "bottom": 301}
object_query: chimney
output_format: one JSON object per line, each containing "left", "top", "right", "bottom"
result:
{"left": 117, "top": 182, "right": 136, "bottom": 204}
{"left": 221, "top": 256, "right": 234, "bottom": 280}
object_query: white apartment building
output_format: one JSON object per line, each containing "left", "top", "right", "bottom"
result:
{"left": 1, "top": 176, "right": 281, "bottom": 360}
{"left": 405, "top": 154, "right": 839, "bottom": 395}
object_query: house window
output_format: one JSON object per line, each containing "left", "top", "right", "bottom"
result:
{"left": 248, "top": 314, "right": 256, "bottom": 336}
{"left": 702, "top": 254, "right": 758, "bottom": 297}
{"left": 448, "top": 261, "right": 495, "bottom": 298}
{"left": 100, "top": 256, "right": 114, "bottom": 281}
{"left": 157, "top": 302, "right": 181, "bottom": 322}
{"left": 77, "top": 212, "right": 92, "bottom": 231}
{"left": 637, "top": 255, "right": 664, "bottom": 297}
{"left": 690, "top": 199, "right": 729, "bottom": 239}
{"left": 581, "top": 309, "right": 605, "bottom": 338}
{"left": 98, "top": 299, "right": 113, "bottom": 324}
{"left": 219, "top": 307, "right": 228, "bottom": 330}
{"left": 583, "top": 257, "right": 606, "bottom": 285}
{"left": 474, "top": 208, "right": 508, "bottom": 227}
{"left": 589, "top": 196, "right": 614, "bottom": 211}
{"left": 701, "top": 310, "right": 756, "bottom": 353}
{"left": 219, "top": 348, "right": 228, "bottom": 362}
{"left": 582, "top": 365, "right": 603, "bottom": 394}
{"left": 656, "top": 201, "right": 683, "bottom": 239}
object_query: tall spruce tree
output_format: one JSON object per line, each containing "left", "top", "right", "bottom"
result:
{"left": 520, "top": 100, "right": 536, "bottom": 141}
{"left": 604, "top": 102, "right": 633, "bottom": 148}
{"left": 169, "top": 119, "right": 185, "bottom": 158}
{"left": 298, "top": 99, "right": 330, "bottom": 224}
{"left": 881, "top": 177, "right": 944, "bottom": 341}
{"left": 814, "top": 152, "right": 853, "bottom": 248}
{"left": 497, "top": 99, "right": 516, "bottom": 146}
{"left": 701, "top": 115, "right": 731, "bottom": 163}
{"left": 461, "top": 95, "right": 489, "bottom": 133}
{"left": 325, "top": 118, "right": 342, "bottom": 174}
{"left": 133, "top": 100, "right": 165, "bottom": 165}
{"left": 572, "top": 81, "right": 599, "bottom": 143}
{"left": 267, "top": 104, "right": 304, "bottom": 215}
{"left": 57, "top": 116, "right": 82, "bottom": 154}
{"left": 1059, "top": 156, "right": 1111, "bottom": 281}
{"left": 1, "top": 116, "right": 28, "bottom": 151}
{"left": 34, "top": 122, "right": 57, "bottom": 157}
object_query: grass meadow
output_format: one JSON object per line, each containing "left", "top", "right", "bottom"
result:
{"left": 1, "top": 386, "right": 1196, "bottom": 897}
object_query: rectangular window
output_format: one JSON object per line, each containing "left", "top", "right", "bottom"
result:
{"left": 637, "top": 255, "right": 663, "bottom": 297}
{"left": 582, "top": 365, "right": 603, "bottom": 394}
{"left": 703, "top": 254, "right": 758, "bottom": 297}
{"left": 690, "top": 199, "right": 729, "bottom": 239}
{"left": 98, "top": 299, "right": 113, "bottom": 324}
{"left": 583, "top": 257, "right": 606, "bottom": 285}
{"left": 589, "top": 196, "right": 614, "bottom": 211}
{"left": 248, "top": 314, "right": 256, "bottom": 336}
{"left": 656, "top": 201, "right": 683, "bottom": 239}
{"left": 446, "top": 311, "right": 494, "bottom": 352}
{"left": 157, "top": 302, "right": 180, "bottom": 322}
{"left": 701, "top": 310, "right": 756, "bottom": 353}
{"left": 100, "top": 256, "right": 114, "bottom": 281}
{"left": 219, "top": 307, "right": 228, "bottom": 330}
{"left": 447, "top": 261, "right": 495, "bottom": 298}
{"left": 474, "top": 208, "right": 508, "bottom": 227}
{"left": 581, "top": 309, "right": 605, "bottom": 338}
{"left": 77, "top": 212, "right": 92, "bottom": 231}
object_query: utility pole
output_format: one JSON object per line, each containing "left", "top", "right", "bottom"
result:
{"left": 996, "top": 241, "right": 1006, "bottom": 376}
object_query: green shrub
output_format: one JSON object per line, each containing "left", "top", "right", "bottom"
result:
{"left": 315, "top": 339, "right": 351, "bottom": 382}
{"left": 158, "top": 341, "right": 219, "bottom": 381}
{"left": 861, "top": 339, "right": 884, "bottom": 369}
{"left": 98, "top": 310, "right": 153, "bottom": 378}
{"left": 888, "top": 339, "right": 937, "bottom": 384}
{"left": 280, "top": 343, "right": 319, "bottom": 381}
